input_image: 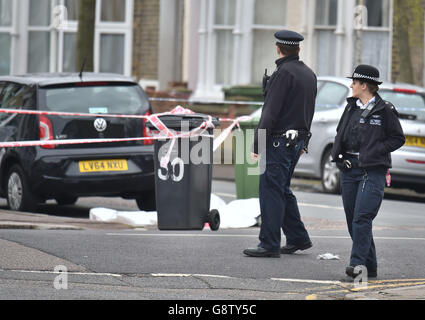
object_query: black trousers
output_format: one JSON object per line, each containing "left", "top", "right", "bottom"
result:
{"left": 340, "top": 165, "right": 386, "bottom": 271}
{"left": 258, "top": 135, "right": 311, "bottom": 252}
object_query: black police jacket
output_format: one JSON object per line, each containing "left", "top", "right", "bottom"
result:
{"left": 253, "top": 55, "right": 317, "bottom": 154}
{"left": 331, "top": 94, "right": 405, "bottom": 169}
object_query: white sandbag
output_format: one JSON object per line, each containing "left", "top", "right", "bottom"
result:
{"left": 89, "top": 207, "right": 118, "bottom": 222}
{"left": 218, "top": 198, "right": 260, "bottom": 229}
{"left": 115, "top": 211, "right": 157, "bottom": 226}
{"left": 89, "top": 207, "right": 157, "bottom": 227}
{"left": 210, "top": 193, "right": 226, "bottom": 211}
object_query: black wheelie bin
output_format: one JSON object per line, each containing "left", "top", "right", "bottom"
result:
{"left": 146, "top": 113, "right": 221, "bottom": 231}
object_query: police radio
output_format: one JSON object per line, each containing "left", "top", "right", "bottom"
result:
{"left": 262, "top": 69, "right": 270, "bottom": 95}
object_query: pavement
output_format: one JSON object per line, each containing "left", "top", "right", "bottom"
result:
{"left": 0, "top": 210, "right": 131, "bottom": 231}
{"left": 0, "top": 164, "right": 424, "bottom": 300}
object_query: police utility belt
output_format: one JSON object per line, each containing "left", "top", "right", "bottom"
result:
{"left": 272, "top": 130, "right": 312, "bottom": 149}
{"left": 336, "top": 153, "right": 360, "bottom": 171}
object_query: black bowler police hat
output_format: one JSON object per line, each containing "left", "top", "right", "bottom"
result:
{"left": 274, "top": 29, "right": 304, "bottom": 46}
{"left": 347, "top": 64, "right": 383, "bottom": 85}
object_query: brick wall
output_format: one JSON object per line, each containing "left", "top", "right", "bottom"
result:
{"left": 132, "top": 0, "right": 160, "bottom": 80}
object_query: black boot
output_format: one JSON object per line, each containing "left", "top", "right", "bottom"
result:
{"left": 243, "top": 247, "right": 280, "bottom": 258}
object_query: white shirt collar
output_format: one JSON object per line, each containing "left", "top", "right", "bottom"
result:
{"left": 356, "top": 96, "right": 376, "bottom": 110}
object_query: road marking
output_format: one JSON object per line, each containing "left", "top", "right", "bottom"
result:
{"left": 107, "top": 233, "right": 257, "bottom": 238}
{"left": 3, "top": 268, "right": 424, "bottom": 298}
{"left": 1, "top": 269, "right": 122, "bottom": 277}
{"left": 369, "top": 278, "right": 425, "bottom": 284}
{"left": 311, "top": 235, "right": 425, "bottom": 241}
{"left": 299, "top": 202, "right": 344, "bottom": 210}
{"left": 151, "top": 273, "right": 344, "bottom": 286}
{"left": 271, "top": 278, "right": 342, "bottom": 285}
{"left": 151, "top": 273, "right": 233, "bottom": 279}
{"left": 107, "top": 233, "right": 425, "bottom": 241}
{"left": 212, "top": 195, "right": 345, "bottom": 211}
{"left": 350, "top": 280, "right": 425, "bottom": 292}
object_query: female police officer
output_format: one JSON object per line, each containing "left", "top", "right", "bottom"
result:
{"left": 331, "top": 64, "right": 405, "bottom": 278}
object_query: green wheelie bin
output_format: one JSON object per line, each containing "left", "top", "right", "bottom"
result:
{"left": 233, "top": 114, "right": 261, "bottom": 199}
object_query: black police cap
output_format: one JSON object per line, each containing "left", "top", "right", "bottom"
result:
{"left": 347, "top": 64, "right": 383, "bottom": 85}
{"left": 274, "top": 30, "right": 304, "bottom": 46}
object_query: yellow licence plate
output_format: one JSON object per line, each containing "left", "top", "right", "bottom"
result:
{"left": 405, "top": 136, "right": 425, "bottom": 148}
{"left": 79, "top": 159, "right": 128, "bottom": 173}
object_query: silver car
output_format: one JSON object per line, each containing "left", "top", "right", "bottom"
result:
{"left": 251, "top": 76, "right": 425, "bottom": 194}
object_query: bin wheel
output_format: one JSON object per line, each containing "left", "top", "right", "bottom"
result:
{"left": 208, "top": 209, "right": 220, "bottom": 231}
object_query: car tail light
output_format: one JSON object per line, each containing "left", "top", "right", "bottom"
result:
{"left": 142, "top": 111, "right": 154, "bottom": 145}
{"left": 406, "top": 159, "right": 425, "bottom": 164}
{"left": 393, "top": 88, "right": 417, "bottom": 94}
{"left": 39, "top": 115, "right": 55, "bottom": 149}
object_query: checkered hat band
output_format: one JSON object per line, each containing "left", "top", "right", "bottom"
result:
{"left": 275, "top": 39, "right": 300, "bottom": 45}
{"left": 353, "top": 73, "right": 380, "bottom": 82}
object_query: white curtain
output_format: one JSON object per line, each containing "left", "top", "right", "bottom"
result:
{"left": 215, "top": 30, "right": 234, "bottom": 85}
{"left": 29, "top": 0, "right": 51, "bottom": 26}
{"left": 64, "top": 0, "right": 79, "bottom": 21}
{"left": 359, "top": 31, "right": 390, "bottom": 81}
{"left": 254, "top": 0, "right": 287, "bottom": 25}
{"left": 101, "top": 0, "right": 126, "bottom": 22}
{"left": 100, "top": 34, "right": 124, "bottom": 74}
{"left": 63, "top": 33, "right": 77, "bottom": 72}
{"left": 214, "top": 0, "right": 235, "bottom": 86}
{"left": 364, "top": 0, "right": 390, "bottom": 27}
{"left": 315, "top": 0, "right": 337, "bottom": 25}
{"left": 0, "top": 0, "right": 12, "bottom": 26}
{"left": 28, "top": 31, "right": 50, "bottom": 73}
{"left": 214, "top": 0, "right": 235, "bottom": 25}
{"left": 251, "top": 30, "right": 279, "bottom": 84}
{"left": 251, "top": 0, "right": 287, "bottom": 84}
{"left": 316, "top": 30, "right": 337, "bottom": 76}
{"left": 0, "top": 33, "right": 11, "bottom": 75}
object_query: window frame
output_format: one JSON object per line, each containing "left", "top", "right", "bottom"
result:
{"left": 249, "top": 0, "right": 288, "bottom": 84}
{"left": 197, "top": 0, "right": 288, "bottom": 99}
{"left": 314, "top": 0, "right": 338, "bottom": 27}
{"left": 5, "top": 0, "right": 133, "bottom": 76}
{"left": 94, "top": 0, "right": 134, "bottom": 76}
{"left": 359, "top": 0, "right": 391, "bottom": 30}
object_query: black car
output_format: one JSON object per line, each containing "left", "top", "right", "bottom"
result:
{"left": 0, "top": 73, "right": 156, "bottom": 212}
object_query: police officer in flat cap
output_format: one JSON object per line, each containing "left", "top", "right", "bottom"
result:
{"left": 331, "top": 64, "right": 405, "bottom": 278}
{"left": 243, "top": 30, "right": 317, "bottom": 258}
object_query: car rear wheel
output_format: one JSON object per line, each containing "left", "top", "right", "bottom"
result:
{"left": 135, "top": 190, "right": 156, "bottom": 211}
{"left": 321, "top": 149, "right": 341, "bottom": 194}
{"left": 7, "top": 165, "right": 40, "bottom": 212}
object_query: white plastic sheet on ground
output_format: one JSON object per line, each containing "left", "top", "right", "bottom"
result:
{"left": 89, "top": 194, "right": 261, "bottom": 229}
{"left": 317, "top": 253, "right": 340, "bottom": 260}
{"left": 89, "top": 207, "right": 158, "bottom": 226}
